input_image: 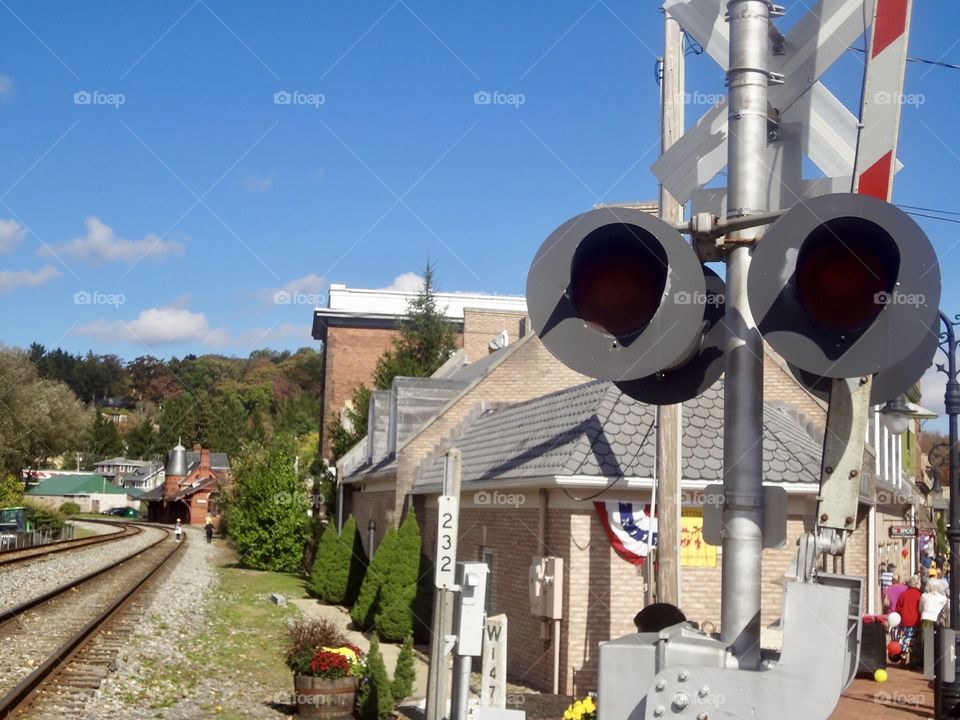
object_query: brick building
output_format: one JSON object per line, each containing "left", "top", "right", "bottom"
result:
{"left": 142, "top": 443, "right": 230, "bottom": 527}
{"left": 311, "top": 282, "right": 527, "bottom": 457}
{"left": 336, "top": 331, "right": 925, "bottom": 696}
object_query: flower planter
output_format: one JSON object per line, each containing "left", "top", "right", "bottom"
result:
{"left": 293, "top": 674, "right": 357, "bottom": 719}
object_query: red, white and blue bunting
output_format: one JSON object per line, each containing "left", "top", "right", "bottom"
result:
{"left": 593, "top": 501, "right": 658, "bottom": 566}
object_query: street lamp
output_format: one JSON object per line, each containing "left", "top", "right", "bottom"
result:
{"left": 930, "top": 312, "right": 960, "bottom": 719}
{"left": 880, "top": 395, "right": 913, "bottom": 436}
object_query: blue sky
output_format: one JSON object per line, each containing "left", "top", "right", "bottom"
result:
{"left": 0, "top": 1, "right": 958, "bottom": 419}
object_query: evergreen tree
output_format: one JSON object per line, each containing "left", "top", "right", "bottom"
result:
{"left": 356, "top": 636, "right": 393, "bottom": 720}
{"left": 86, "top": 409, "right": 125, "bottom": 466}
{"left": 374, "top": 512, "right": 422, "bottom": 641}
{"left": 351, "top": 526, "right": 399, "bottom": 631}
{"left": 224, "top": 436, "right": 310, "bottom": 571}
{"left": 391, "top": 635, "right": 416, "bottom": 701}
{"left": 309, "top": 522, "right": 338, "bottom": 600}
{"left": 372, "top": 262, "right": 456, "bottom": 390}
{"left": 310, "top": 518, "right": 368, "bottom": 605}
{"left": 125, "top": 417, "right": 162, "bottom": 460}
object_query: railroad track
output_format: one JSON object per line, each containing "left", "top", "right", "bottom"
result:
{"left": 0, "top": 520, "right": 135, "bottom": 569}
{"left": 0, "top": 525, "right": 184, "bottom": 718}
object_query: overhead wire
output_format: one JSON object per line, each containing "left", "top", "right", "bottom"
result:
{"left": 849, "top": 46, "right": 960, "bottom": 71}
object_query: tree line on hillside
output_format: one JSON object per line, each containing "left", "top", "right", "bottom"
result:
{"left": 0, "top": 344, "right": 325, "bottom": 480}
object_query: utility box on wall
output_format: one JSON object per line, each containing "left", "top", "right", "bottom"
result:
{"left": 528, "top": 556, "right": 563, "bottom": 619}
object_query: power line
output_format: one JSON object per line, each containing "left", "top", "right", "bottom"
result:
{"left": 902, "top": 210, "right": 960, "bottom": 225}
{"left": 899, "top": 203, "right": 960, "bottom": 217}
{"left": 849, "top": 46, "right": 960, "bottom": 70}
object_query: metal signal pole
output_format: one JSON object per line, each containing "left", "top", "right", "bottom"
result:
{"left": 721, "top": 0, "right": 769, "bottom": 667}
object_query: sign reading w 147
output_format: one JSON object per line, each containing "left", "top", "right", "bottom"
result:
{"left": 435, "top": 495, "right": 459, "bottom": 589}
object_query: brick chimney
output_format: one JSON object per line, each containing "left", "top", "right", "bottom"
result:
{"left": 200, "top": 448, "right": 211, "bottom": 474}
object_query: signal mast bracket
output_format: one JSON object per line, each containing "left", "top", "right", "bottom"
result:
{"left": 802, "top": 375, "right": 874, "bottom": 575}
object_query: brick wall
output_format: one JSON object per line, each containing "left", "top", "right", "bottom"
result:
{"left": 323, "top": 326, "right": 401, "bottom": 457}
{"left": 349, "top": 487, "right": 397, "bottom": 557}
{"left": 322, "top": 324, "right": 473, "bottom": 457}
{"left": 763, "top": 348, "right": 826, "bottom": 428}
{"left": 462, "top": 308, "right": 528, "bottom": 362}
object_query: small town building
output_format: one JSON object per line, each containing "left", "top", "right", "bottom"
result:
{"left": 25, "top": 473, "right": 139, "bottom": 514}
{"left": 312, "top": 282, "right": 528, "bottom": 457}
{"left": 141, "top": 443, "right": 230, "bottom": 527}
{"left": 336, "top": 331, "right": 924, "bottom": 696}
{"left": 95, "top": 458, "right": 165, "bottom": 490}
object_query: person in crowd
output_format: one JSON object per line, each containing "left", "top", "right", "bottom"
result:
{"left": 895, "top": 575, "right": 923, "bottom": 668}
{"left": 884, "top": 574, "right": 906, "bottom": 613}
{"left": 880, "top": 563, "right": 895, "bottom": 592}
{"left": 174, "top": 518, "right": 183, "bottom": 543}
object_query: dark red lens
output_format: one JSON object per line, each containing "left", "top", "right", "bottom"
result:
{"left": 570, "top": 224, "right": 667, "bottom": 337}
{"left": 794, "top": 217, "right": 898, "bottom": 332}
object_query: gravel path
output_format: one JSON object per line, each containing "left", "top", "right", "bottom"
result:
{"left": 0, "top": 525, "right": 167, "bottom": 611}
{"left": 83, "top": 528, "right": 290, "bottom": 720}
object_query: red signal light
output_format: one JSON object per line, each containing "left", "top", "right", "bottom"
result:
{"left": 570, "top": 224, "right": 667, "bottom": 337}
{"left": 794, "top": 218, "right": 897, "bottom": 332}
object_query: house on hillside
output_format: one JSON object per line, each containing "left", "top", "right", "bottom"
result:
{"left": 95, "top": 458, "right": 165, "bottom": 490}
{"left": 25, "top": 474, "right": 139, "bottom": 514}
{"left": 141, "top": 443, "right": 231, "bottom": 527}
{"left": 336, "top": 330, "right": 925, "bottom": 696}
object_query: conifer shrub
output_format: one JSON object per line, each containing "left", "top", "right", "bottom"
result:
{"left": 391, "top": 634, "right": 416, "bottom": 701}
{"left": 356, "top": 636, "right": 393, "bottom": 719}
{"left": 311, "top": 515, "right": 368, "bottom": 605}
{"left": 374, "top": 512, "right": 422, "bottom": 641}
{"left": 351, "top": 526, "right": 399, "bottom": 631}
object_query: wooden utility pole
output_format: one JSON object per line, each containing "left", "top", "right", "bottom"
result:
{"left": 654, "top": 10, "right": 685, "bottom": 607}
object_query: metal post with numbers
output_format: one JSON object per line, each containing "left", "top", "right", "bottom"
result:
{"left": 426, "top": 449, "right": 462, "bottom": 720}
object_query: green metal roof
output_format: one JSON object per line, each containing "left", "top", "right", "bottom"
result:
{"left": 26, "top": 474, "right": 130, "bottom": 496}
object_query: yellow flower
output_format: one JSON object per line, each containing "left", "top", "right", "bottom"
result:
{"left": 583, "top": 696, "right": 596, "bottom": 713}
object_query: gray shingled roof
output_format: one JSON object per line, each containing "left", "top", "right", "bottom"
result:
{"left": 415, "top": 380, "right": 824, "bottom": 488}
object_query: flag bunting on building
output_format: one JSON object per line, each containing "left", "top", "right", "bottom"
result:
{"left": 593, "top": 500, "right": 658, "bottom": 566}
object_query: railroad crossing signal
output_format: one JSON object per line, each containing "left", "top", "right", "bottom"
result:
{"left": 525, "top": 206, "right": 726, "bottom": 404}
{"left": 748, "top": 192, "right": 940, "bottom": 380}
{"left": 653, "top": 0, "right": 905, "bottom": 215}
{"left": 527, "top": 194, "right": 940, "bottom": 395}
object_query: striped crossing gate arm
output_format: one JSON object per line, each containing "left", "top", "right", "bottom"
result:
{"left": 854, "top": 0, "right": 914, "bottom": 201}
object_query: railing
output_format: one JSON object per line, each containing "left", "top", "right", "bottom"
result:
{"left": 0, "top": 523, "right": 75, "bottom": 551}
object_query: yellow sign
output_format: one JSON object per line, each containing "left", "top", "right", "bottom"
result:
{"left": 681, "top": 508, "right": 716, "bottom": 567}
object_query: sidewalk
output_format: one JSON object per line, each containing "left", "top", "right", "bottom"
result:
{"left": 830, "top": 667, "right": 933, "bottom": 719}
{"left": 290, "top": 598, "right": 430, "bottom": 701}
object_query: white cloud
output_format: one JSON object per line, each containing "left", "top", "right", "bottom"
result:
{"left": 262, "top": 273, "right": 327, "bottom": 307}
{"left": 0, "top": 219, "right": 26, "bottom": 253}
{"left": 382, "top": 272, "right": 424, "bottom": 292}
{"left": 0, "top": 75, "right": 13, "bottom": 98}
{"left": 72, "top": 301, "right": 311, "bottom": 350}
{"left": 241, "top": 170, "right": 277, "bottom": 193}
{"left": 0, "top": 265, "right": 61, "bottom": 293}
{"left": 73, "top": 305, "right": 211, "bottom": 345}
{"left": 40, "top": 217, "right": 183, "bottom": 265}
